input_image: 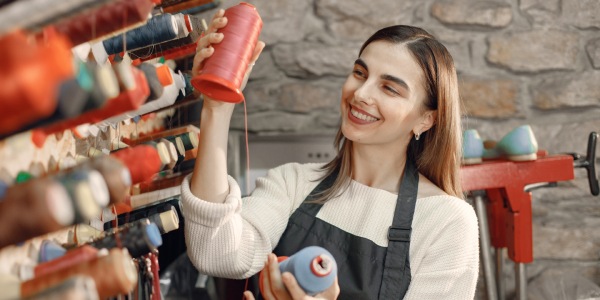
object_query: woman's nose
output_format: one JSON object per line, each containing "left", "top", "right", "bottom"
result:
{"left": 354, "top": 83, "right": 375, "bottom": 105}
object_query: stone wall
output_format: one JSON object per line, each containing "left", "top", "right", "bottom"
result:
{"left": 196, "top": 0, "right": 600, "bottom": 298}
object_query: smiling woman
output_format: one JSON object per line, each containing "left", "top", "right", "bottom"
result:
{"left": 182, "top": 11, "right": 478, "bottom": 300}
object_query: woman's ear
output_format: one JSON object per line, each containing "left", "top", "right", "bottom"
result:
{"left": 414, "top": 110, "right": 437, "bottom": 135}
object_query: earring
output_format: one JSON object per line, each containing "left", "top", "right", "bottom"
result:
{"left": 415, "top": 132, "right": 420, "bottom": 141}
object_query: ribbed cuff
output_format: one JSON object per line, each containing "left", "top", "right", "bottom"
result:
{"left": 180, "top": 174, "right": 242, "bottom": 227}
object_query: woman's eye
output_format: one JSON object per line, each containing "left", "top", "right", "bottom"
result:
{"left": 384, "top": 85, "right": 400, "bottom": 95}
{"left": 353, "top": 69, "right": 366, "bottom": 78}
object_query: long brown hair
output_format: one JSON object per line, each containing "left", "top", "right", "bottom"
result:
{"left": 313, "top": 25, "right": 463, "bottom": 202}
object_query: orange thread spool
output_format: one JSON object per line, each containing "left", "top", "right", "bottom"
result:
{"left": 191, "top": 2, "right": 262, "bottom": 103}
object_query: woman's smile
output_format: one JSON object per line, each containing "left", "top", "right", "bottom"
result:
{"left": 348, "top": 105, "right": 380, "bottom": 124}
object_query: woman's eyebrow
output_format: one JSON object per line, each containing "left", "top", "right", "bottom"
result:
{"left": 355, "top": 58, "right": 410, "bottom": 92}
{"left": 381, "top": 74, "right": 410, "bottom": 92}
{"left": 354, "top": 58, "right": 368, "bottom": 70}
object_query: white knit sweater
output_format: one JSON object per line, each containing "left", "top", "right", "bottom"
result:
{"left": 181, "top": 163, "right": 479, "bottom": 299}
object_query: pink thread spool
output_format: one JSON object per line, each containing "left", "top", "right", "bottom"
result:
{"left": 191, "top": 2, "right": 262, "bottom": 103}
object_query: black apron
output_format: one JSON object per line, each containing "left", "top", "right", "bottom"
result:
{"left": 251, "top": 158, "right": 419, "bottom": 299}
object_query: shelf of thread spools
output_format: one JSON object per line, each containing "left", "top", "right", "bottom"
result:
{"left": 0, "top": 0, "right": 220, "bottom": 299}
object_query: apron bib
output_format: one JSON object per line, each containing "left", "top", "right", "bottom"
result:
{"left": 251, "top": 158, "right": 419, "bottom": 300}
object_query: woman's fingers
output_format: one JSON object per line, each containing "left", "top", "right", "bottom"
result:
{"left": 267, "top": 254, "right": 292, "bottom": 299}
{"left": 319, "top": 277, "right": 340, "bottom": 299}
{"left": 206, "top": 9, "right": 226, "bottom": 34}
{"left": 195, "top": 32, "right": 224, "bottom": 52}
{"left": 244, "top": 291, "right": 256, "bottom": 300}
{"left": 281, "top": 272, "right": 309, "bottom": 299}
{"left": 262, "top": 260, "right": 276, "bottom": 300}
{"left": 191, "top": 46, "right": 214, "bottom": 76}
{"left": 250, "top": 41, "right": 266, "bottom": 64}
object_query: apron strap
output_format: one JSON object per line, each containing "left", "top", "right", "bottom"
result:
{"left": 299, "top": 167, "right": 340, "bottom": 216}
{"left": 379, "top": 158, "right": 419, "bottom": 299}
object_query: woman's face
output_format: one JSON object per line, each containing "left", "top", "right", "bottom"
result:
{"left": 340, "top": 41, "right": 429, "bottom": 149}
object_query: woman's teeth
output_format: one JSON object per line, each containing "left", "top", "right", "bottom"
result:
{"left": 351, "top": 108, "right": 379, "bottom": 122}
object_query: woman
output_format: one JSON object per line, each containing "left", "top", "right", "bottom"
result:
{"left": 182, "top": 9, "right": 479, "bottom": 300}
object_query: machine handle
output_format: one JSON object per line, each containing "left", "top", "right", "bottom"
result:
{"left": 573, "top": 132, "right": 599, "bottom": 196}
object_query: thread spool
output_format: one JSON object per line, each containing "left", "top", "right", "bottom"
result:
{"left": 129, "top": 185, "right": 181, "bottom": 209}
{"left": 128, "top": 14, "right": 201, "bottom": 60}
{"left": 154, "top": 206, "right": 180, "bottom": 233}
{"left": 175, "top": 13, "right": 191, "bottom": 37}
{"left": 108, "top": 206, "right": 179, "bottom": 234}
{"left": 70, "top": 224, "right": 103, "bottom": 245}
{"left": 0, "top": 180, "right": 7, "bottom": 198}
{"left": 30, "top": 65, "right": 150, "bottom": 148}
{"left": 138, "top": 63, "right": 165, "bottom": 100}
{"left": 20, "top": 248, "right": 137, "bottom": 299}
{"left": 88, "top": 219, "right": 162, "bottom": 258}
{"left": 110, "top": 145, "right": 163, "bottom": 184}
{"left": 166, "top": 132, "right": 198, "bottom": 151}
{"left": 84, "top": 156, "right": 132, "bottom": 205}
{"left": 87, "top": 61, "right": 119, "bottom": 104}
{"left": 0, "top": 30, "right": 73, "bottom": 135}
{"left": 159, "top": 0, "right": 192, "bottom": 7}
{"left": 162, "top": 0, "right": 216, "bottom": 14}
{"left": 191, "top": 2, "right": 262, "bottom": 103}
{"left": 33, "top": 246, "right": 99, "bottom": 279}
{"left": 56, "top": 170, "right": 109, "bottom": 223}
{"left": 23, "top": 276, "right": 98, "bottom": 300}
{"left": 102, "top": 13, "right": 179, "bottom": 55}
{"left": 0, "top": 0, "right": 114, "bottom": 35}
{"left": 259, "top": 246, "right": 337, "bottom": 296}
{"left": 53, "top": 0, "right": 156, "bottom": 47}
{"left": 38, "top": 240, "right": 67, "bottom": 263}
{"left": 0, "top": 180, "right": 74, "bottom": 249}
{"left": 98, "top": 65, "right": 185, "bottom": 127}
{"left": 160, "top": 139, "right": 179, "bottom": 170}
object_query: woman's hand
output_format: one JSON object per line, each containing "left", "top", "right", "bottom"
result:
{"left": 192, "top": 9, "right": 265, "bottom": 108}
{"left": 245, "top": 254, "right": 340, "bottom": 300}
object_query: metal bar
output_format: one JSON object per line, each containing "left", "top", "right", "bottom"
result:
{"left": 473, "top": 193, "right": 498, "bottom": 300}
{"left": 515, "top": 263, "right": 527, "bottom": 300}
{"left": 495, "top": 248, "right": 506, "bottom": 300}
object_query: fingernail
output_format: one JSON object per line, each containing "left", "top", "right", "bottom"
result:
{"left": 217, "top": 33, "right": 224, "bottom": 38}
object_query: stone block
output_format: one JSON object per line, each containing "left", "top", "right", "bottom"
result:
{"left": 277, "top": 81, "right": 341, "bottom": 113}
{"left": 459, "top": 76, "right": 518, "bottom": 118}
{"left": 586, "top": 38, "right": 600, "bottom": 69}
{"left": 563, "top": 0, "right": 600, "bottom": 29}
{"left": 486, "top": 30, "right": 579, "bottom": 72}
{"left": 532, "top": 71, "right": 600, "bottom": 109}
{"left": 316, "top": 0, "right": 417, "bottom": 41}
{"left": 431, "top": 0, "right": 512, "bottom": 28}
{"left": 272, "top": 43, "right": 358, "bottom": 77}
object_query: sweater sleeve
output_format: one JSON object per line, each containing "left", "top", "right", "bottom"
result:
{"left": 180, "top": 164, "right": 303, "bottom": 279}
{"left": 404, "top": 201, "right": 480, "bottom": 299}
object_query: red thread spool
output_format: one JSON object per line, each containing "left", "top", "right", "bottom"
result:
{"left": 53, "top": 0, "right": 156, "bottom": 46}
{"left": 0, "top": 30, "right": 73, "bottom": 135}
{"left": 110, "top": 145, "right": 162, "bottom": 184}
{"left": 191, "top": 2, "right": 262, "bottom": 103}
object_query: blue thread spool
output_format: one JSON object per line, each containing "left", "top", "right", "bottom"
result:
{"left": 260, "top": 246, "right": 337, "bottom": 296}
{"left": 103, "top": 13, "right": 180, "bottom": 55}
{"left": 38, "top": 240, "right": 67, "bottom": 263}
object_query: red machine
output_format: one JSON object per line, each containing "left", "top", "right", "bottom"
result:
{"left": 460, "top": 132, "right": 598, "bottom": 300}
